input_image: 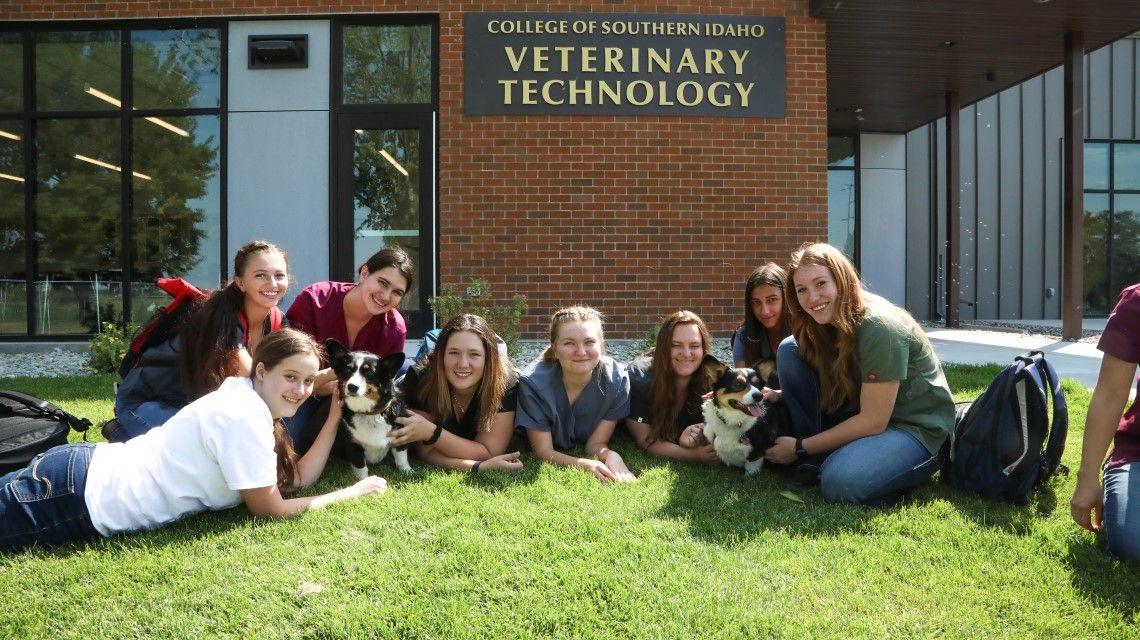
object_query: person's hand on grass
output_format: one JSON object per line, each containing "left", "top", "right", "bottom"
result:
{"left": 1070, "top": 476, "right": 1104, "bottom": 532}
{"left": 764, "top": 436, "right": 798, "bottom": 465}
{"left": 579, "top": 458, "right": 619, "bottom": 482}
{"left": 679, "top": 423, "right": 707, "bottom": 448}
{"left": 601, "top": 450, "right": 636, "bottom": 483}
{"left": 478, "top": 451, "right": 523, "bottom": 473}
{"left": 693, "top": 443, "right": 720, "bottom": 465}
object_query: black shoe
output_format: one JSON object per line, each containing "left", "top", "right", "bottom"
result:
{"left": 786, "top": 463, "right": 820, "bottom": 491}
{"left": 100, "top": 418, "right": 122, "bottom": 442}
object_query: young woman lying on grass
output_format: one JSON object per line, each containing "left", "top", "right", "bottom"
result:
{"left": 0, "top": 329, "right": 386, "bottom": 553}
{"left": 386, "top": 314, "right": 523, "bottom": 473}
{"left": 517, "top": 306, "right": 635, "bottom": 483}
{"left": 1071, "top": 282, "right": 1140, "bottom": 562}
{"left": 765, "top": 242, "right": 955, "bottom": 505}
{"left": 624, "top": 311, "right": 720, "bottom": 464}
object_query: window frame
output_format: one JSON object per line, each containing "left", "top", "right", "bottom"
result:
{"left": 1084, "top": 138, "right": 1140, "bottom": 316}
{"left": 826, "top": 133, "right": 860, "bottom": 268}
{"left": 0, "top": 19, "right": 227, "bottom": 340}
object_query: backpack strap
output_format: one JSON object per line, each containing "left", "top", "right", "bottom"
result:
{"left": 268, "top": 306, "right": 284, "bottom": 332}
{"left": 1035, "top": 353, "right": 1069, "bottom": 478}
{"left": 0, "top": 390, "right": 93, "bottom": 439}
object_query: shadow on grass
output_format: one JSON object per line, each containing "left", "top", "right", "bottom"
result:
{"left": 1065, "top": 537, "right": 1140, "bottom": 618}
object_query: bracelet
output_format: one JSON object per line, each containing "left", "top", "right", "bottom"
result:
{"left": 471, "top": 460, "right": 482, "bottom": 473}
{"left": 423, "top": 424, "right": 444, "bottom": 445}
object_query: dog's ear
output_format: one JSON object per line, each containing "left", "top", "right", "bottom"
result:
{"left": 701, "top": 354, "right": 726, "bottom": 383}
{"left": 325, "top": 338, "right": 348, "bottom": 363}
{"left": 379, "top": 352, "right": 406, "bottom": 379}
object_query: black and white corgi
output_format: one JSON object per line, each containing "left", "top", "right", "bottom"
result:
{"left": 701, "top": 357, "right": 791, "bottom": 476}
{"left": 325, "top": 339, "right": 413, "bottom": 477}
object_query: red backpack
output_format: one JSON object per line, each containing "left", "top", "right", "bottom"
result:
{"left": 118, "top": 278, "right": 207, "bottom": 379}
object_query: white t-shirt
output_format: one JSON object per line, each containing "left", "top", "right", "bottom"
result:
{"left": 84, "top": 376, "right": 278, "bottom": 537}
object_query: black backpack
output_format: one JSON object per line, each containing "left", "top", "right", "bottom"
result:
{"left": 941, "top": 351, "right": 1068, "bottom": 505}
{"left": 0, "top": 390, "right": 93, "bottom": 475}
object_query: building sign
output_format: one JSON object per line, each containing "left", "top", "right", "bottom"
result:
{"left": 464, "top": 13, "right": 785, "bottom": 117}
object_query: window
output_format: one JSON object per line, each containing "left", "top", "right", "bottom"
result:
{"left": 0, "top": 25, "right": 224, "bottom": 337}
{"left": 827, "top": 135, "right": 858, "bottom": 263}
{"left": 1084, "top": 140, "right": 1140, "bottom": 316}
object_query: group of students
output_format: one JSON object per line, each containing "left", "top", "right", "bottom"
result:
{"left": 0, "top": 241, "right": 1136, "bottom": 564}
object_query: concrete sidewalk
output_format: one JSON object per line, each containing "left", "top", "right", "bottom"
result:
{"left": 925, "top": 328, "right": 1102, "bottom": 388}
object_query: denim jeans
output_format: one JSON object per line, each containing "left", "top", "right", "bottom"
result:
{"left": 776, "top": 336, "right": 942, "bottom": 506}
{"left": 1104, "top": 461, "right": 1140, "bottom": 562}
{"left": 0, "top": 443, "right": 101, "bottom": 552}
{"left": 110, "top": 400, "right": 180, "bottom": 442}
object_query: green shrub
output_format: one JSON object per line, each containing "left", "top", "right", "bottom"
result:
{"left": 428, "top": 277, "right": 528, "bottom": 358}
{"left": 88, "top": 322, "right": 140, "bottom": 373}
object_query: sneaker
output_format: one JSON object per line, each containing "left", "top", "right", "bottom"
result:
{"left": 100, "top": 418, "right": 122, "bottom": 442}
{"left": 786, "top": 463, "right": 820, "bottom": 491}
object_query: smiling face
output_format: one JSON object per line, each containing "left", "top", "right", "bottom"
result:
{"left": 357, "top": 265, "right": 408, "bottom": 317}
{"left": 254, "top": 352, "right": 319, "bottom": 420}
{"left": 750, "top": 284, "right": 784, "bottom": 331}
{"left": 554, "top": 319, "right": 603, "bottom": 378}
{"left": 669, "top": 322, "right": 705, "bottom": 379}
{"left": 234, "top": 250, "right": 289, "bottom": 313}
{"left": 793, "top": 264, "right": 839, "bottom": 325}
{"left": 443, "top": 330, "right": 486, "bottom": 395}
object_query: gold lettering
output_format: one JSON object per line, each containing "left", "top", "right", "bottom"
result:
{"left": 581, "top": 47, "right": 598, "bottom": 72}
{"left": 522, "top": 80, "right": 538, "bottom": 105}
{"left": 533, "top": 46, "right": 549, "bottom": 72}
{"left": 627, "top": 80, "right": 652, "bottom": 106}
{"left": 707, "top": 82, "right": 731, "bottom": 107}
{"left": 729, "top": 49, "right": 749, "bottom": 75}
{"left": 647, "top": 49, "right": 670, "bottom": 73}
{"left": 598, "top": 80, "right": 621, "bottom": 105}
{"left": 542, "top": 79, "right": 565, "bottom": 105}
{"left": 704, "top": 49, "right": 725, "bottom": 75}
{"left": 677, "top": 81, "right": 703, "bottom": 106}
{"left": 604, "top": 47, "right": 624, "bottom": 73}
{"left": 504, "top": 47, "right": 527, "bottom": 72}
{"left": 735, "top": 82, "right": 754, "bottom": 107}
{"left": 676, "top": 49, "right": 699, "bottom": 74}
{"left": 569, "top": 79, "right": 592, "bottom": 104}
{"left": 630, "top": 48, "right": 640, "bottom": 73}
{"left": 498, "top": 79, "right": 517, "bottom": 105}
{"left": 657, "top": 81, "right": 674, "bottom": 106}
{"left": 555, "top": 46, "right": 574, "bottom": 72}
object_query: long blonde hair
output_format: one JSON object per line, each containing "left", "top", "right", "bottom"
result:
{"left": 784, "top": 243, "right": 865, "bottom": 412}
{"left": 415, "top": 314, "right": 511, "bottom": 434}
{"left": 540, "top": 306, "right": 605, "bottom": 363}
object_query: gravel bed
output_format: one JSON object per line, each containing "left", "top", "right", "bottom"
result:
{"left": 509, "top": 338, "right": 735, "bottom": 370}
{"left": 0, "top": 349, "right": 94, "bottom": 379}
{"left": 918, "top": 319, "right": 1102, "bottom": 343}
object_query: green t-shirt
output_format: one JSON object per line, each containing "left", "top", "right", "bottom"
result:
{"left": 856, "top": 305, "right": 955, "bottom": 454}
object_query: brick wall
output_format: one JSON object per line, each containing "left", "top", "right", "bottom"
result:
{"left": 3, "top": 1, "right": 827, "bottom": 339}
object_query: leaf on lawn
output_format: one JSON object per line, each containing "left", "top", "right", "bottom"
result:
{"left": 779, "top": 490, "right": 805, "bottom": 503}
{"left": 296, "top": 581, "right": 325, "bottom": 597}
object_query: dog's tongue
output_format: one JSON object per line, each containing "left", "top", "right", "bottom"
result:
{"left": 746, "top": 403, "right": 764, "bottom": 417}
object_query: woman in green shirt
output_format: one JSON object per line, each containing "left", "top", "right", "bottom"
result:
{"left": 765, "top": 242, "right": 955, "bottom": 505}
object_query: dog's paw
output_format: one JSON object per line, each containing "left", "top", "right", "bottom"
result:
{"left": 397, "top": 464, "right": 416, "bottom": 475}
{"left": 744, "top": 460, "right": 764, "bottom": 477}
{"left": 351, "top": 465, "right": 368, "bottom": 481}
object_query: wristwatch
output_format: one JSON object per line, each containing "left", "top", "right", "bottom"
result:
{"left": 794, "top": 438, "right": 808, "bottom": 459}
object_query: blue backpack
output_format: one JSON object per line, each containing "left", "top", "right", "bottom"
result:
{"left": 941, "top": 351, "right": 1068, "bottom": 505}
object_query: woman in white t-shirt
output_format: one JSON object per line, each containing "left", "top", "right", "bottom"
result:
{"left": 0, "top": 328, "right": 387, "bottom": 553}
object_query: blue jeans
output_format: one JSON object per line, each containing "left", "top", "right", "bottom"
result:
{"left": 1104, "top": 461, "right": 1140, "bottom": 562}
{"left": 776, "top": 336, "right": 942, "bottom": 506}
{"left": 0, "top": 443, "right": 101, "bottom": 552}
{"left": 110, "top": 400, "right": 180, "bottom": 442}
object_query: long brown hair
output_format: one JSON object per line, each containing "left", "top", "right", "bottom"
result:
{"left": 540, "top": 305, "right": 605, "bottom": 363}
{"left": 414, "top": 314, "right": 512, "bottom": 434}
{"left": 179, "top": 241, "right": 288, "bottom": 399}
{"left": 739, "top": 263, "right": 792, "bottom": 364}
{"left": 646, "top": 311, "right": 712, "bottom": 444}
{"left": 785, "top": 242, "right": 864, "bottom": 412}
{"left": 249, "top": 328, "right": 323, "bottom": 491}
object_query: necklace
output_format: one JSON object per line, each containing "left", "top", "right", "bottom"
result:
{"left": 451, "top": 391, "right": 471, "bottom": 416}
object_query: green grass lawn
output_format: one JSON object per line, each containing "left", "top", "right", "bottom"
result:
{"left": 1, "top": 365, "right": 1137, "bottom": 639}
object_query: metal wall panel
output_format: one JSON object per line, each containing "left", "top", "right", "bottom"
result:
{"left": 1088, "top": 46, "right": 1112, "bottom": 139}
{"left": 1112, "top": 39, "right": 1135, "bottom": 139}
{"left": 975, "top": 95, "right": 1000, "bottom": 318}
{"left": 905, "top": 126, "right": 932, "bottom": 318}
{"left": 1021, "top": 76, "right": 1046, "bottom": 318}
{"left": 1043, "top": 66, "right": 1063, "bottom": 319}
{"left": 936, "top": 117, "right": 948, "bottom": 321}
{"left": 998, "top": 87, "right": 1023, "bottom": 317}
{"left": 960, "top": 104, "right": 978, "bottom": 320}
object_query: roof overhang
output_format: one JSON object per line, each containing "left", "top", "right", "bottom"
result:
{"left": 813, "top": 0, "right": 1140, "bottom": 133}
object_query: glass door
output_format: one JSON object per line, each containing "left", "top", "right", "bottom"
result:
{"left": 334, "top": 112, "right": 434, "bottom": 335}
